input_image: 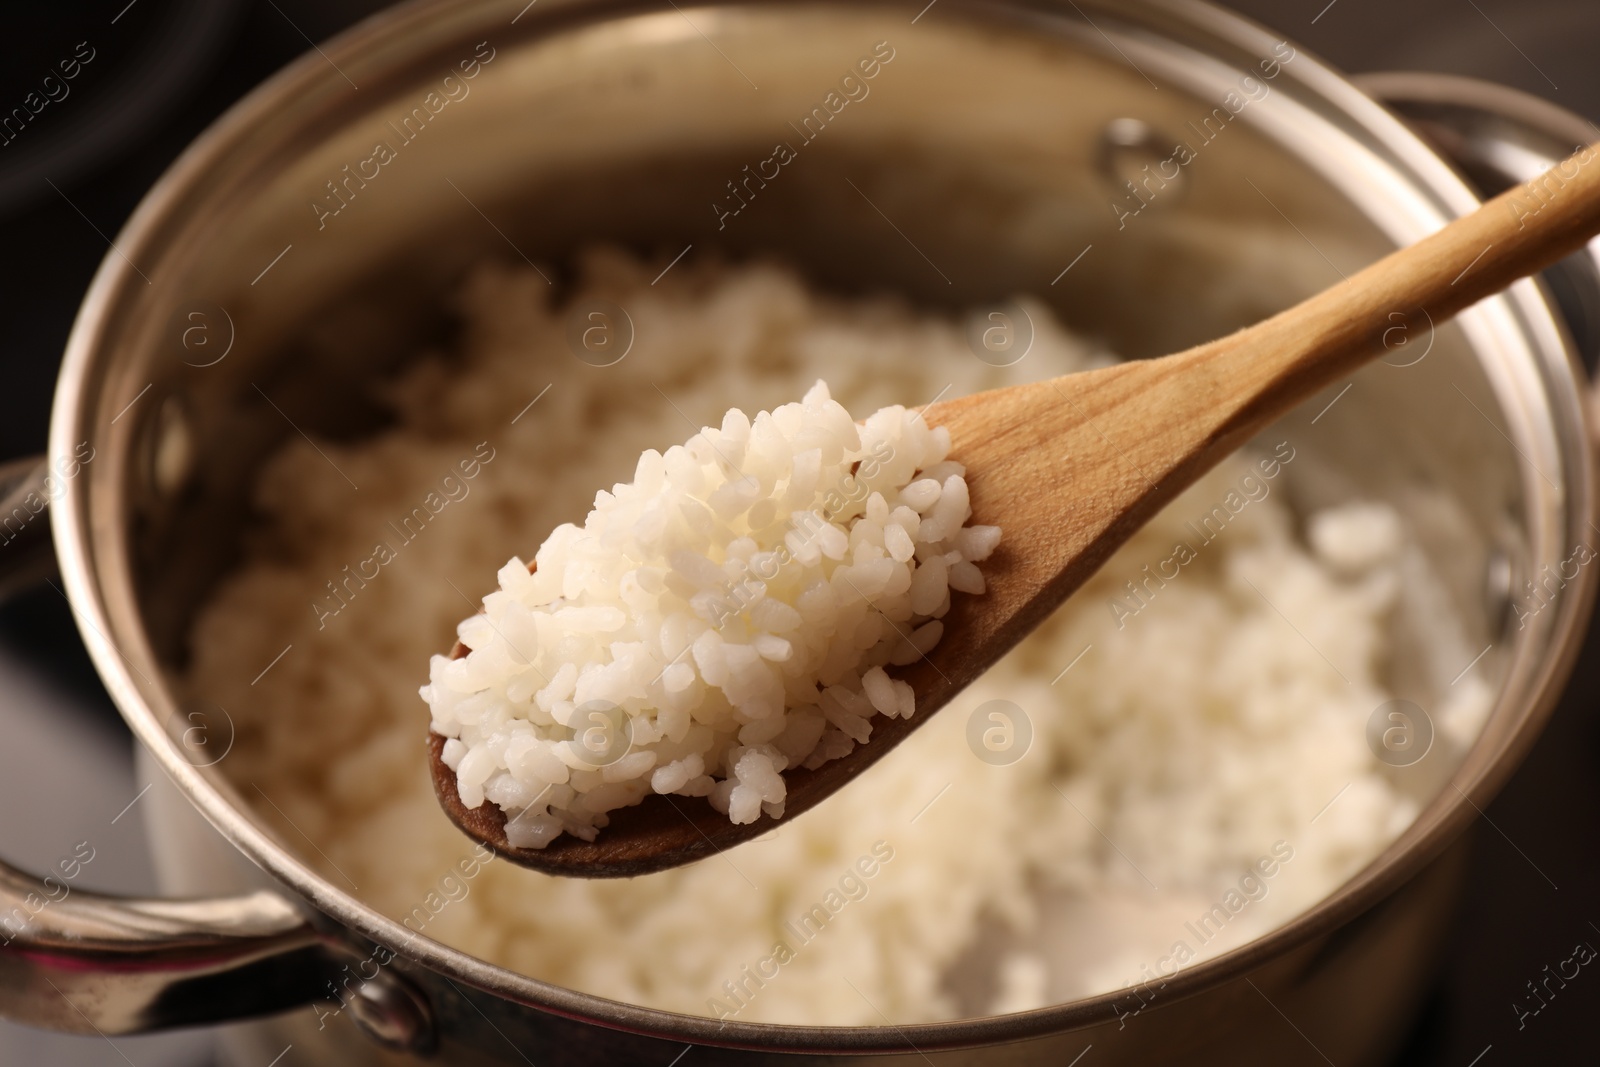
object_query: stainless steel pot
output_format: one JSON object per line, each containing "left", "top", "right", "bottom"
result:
{"left": 2, "top": 0, "right": 1597, "bottom": 1063}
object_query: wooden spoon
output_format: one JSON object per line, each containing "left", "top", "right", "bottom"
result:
{"left": 430, "top": 142, "right": 1600, "bottom": 878}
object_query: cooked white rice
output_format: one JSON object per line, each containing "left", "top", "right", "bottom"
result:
{"left": 186, "top": 249, "right": 1492, "bottom": 1025}
{"left": 423, "top": 382, "right": 998, "bottom": 846}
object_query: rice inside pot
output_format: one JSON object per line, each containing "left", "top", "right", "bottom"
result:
{"left": 185, "top": 250, "right": 1493, "bottom": 1024}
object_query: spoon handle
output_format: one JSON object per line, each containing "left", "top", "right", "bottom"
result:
{"left": 1188, "top": 140, "right": 1600, "bottom": 435}
{"left": 831, "top": 142, "right": 1600, "bottom": 873}
{"left": 918, "top": 141, "right": 1600, "bottom": 717}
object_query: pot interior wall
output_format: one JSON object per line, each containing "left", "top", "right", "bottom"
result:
{"left": 117, "top": 3, "right": 1516, "bottom": 696}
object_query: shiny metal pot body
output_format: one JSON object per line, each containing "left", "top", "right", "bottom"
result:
{"left": 2, "top": 0, "right": 1597, "bottom": 1063}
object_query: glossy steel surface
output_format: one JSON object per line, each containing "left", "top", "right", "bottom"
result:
{"left": 0, "top": 842, "right": 323, "bottom": 1035}
{"left": 0, "top": 0, "right": 1593, "bottom": 1062}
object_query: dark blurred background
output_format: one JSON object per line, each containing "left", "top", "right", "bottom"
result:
{"left": 0, "top": 1, "right": 1594, "bottom": 1063}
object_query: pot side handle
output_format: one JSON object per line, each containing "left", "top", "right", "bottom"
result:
{"left": 0, "top": 455, "right": 336, "bottom": 1036}
{"left": 0, "top": 456, "right": 63, "bottom": 603}
{"left": 0, "top": 860, "right": 331, "bottom": 1034}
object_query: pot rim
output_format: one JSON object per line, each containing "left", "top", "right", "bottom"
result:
{"left": 47, "top": 0, "right": 1599, "bottom": 1052}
